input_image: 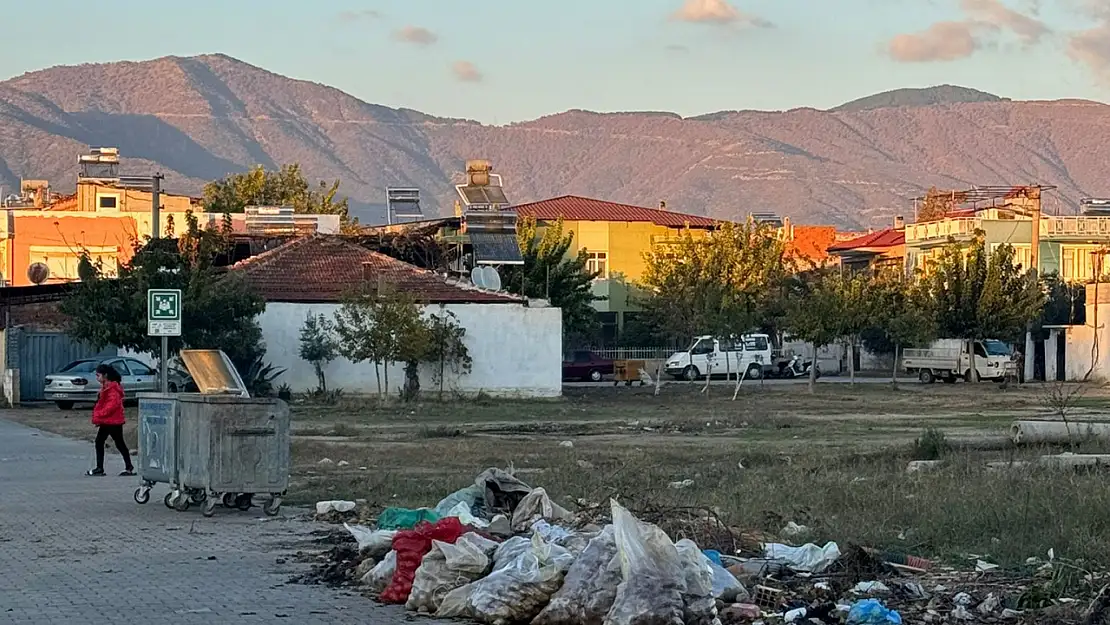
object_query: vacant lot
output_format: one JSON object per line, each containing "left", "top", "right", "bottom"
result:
{"left": 9, "top": 381, "right": 1110, "bottom": 568}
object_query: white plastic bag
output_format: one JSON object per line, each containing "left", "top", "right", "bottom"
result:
{"left": 512, "top": 487, "right": 574, "bottom": 531}
{"left": 708, "top": 560, "right": 747, "bottom": 602}
{"left": 762, "top": 541, "right": 841, "bottom": 573}
{"left": 533, "top": 525, "right": 622, "bottom": 625}
{"left": 444, "top": 501, "right": 490, "bottom": 528}
{"left": 676, "top": 540, "right": 722, "bottom": 625}
{"left": 603, "top": 500, "right": 686, "bottom": 625}
{"left": 435, "top": 484, "right": 484, "bottom": 516}
{"left": 436, "top": 532, "right": 575, "bottom": 624}
{"left": 405, "top": 533, "right": 499, "bottom": 613}
{"left": 343, "top": 523, "right": 397, "bottom": 559}
{"left": 361, "top": 549, "right": 397, "bottom": 593}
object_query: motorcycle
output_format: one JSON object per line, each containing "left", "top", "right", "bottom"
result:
{"left": 769, "top": 354, "right": 821, "bottom": 379}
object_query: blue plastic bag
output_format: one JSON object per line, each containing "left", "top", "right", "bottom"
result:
{"left": 847, "top": 599, "right": 902, "bottom": 624}
{"left": 702, "top": 549, "right": 723, "bottom": 566}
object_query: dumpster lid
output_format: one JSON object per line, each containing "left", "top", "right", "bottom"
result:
{"left": 178, "top": 349, "right": 250, "bottom": 397}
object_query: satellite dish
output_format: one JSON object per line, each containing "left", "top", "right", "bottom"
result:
{"left": 487, "top": 267, "right": 502, "bottom": 291}
{"left": 471, "top": 266, "right": 488, "bottom": 289}
{"left": 27, "top": 262, "right": 50, "bottom": 285}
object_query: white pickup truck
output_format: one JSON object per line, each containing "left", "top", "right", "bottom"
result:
{"left": 903, "top": 339, "right": 1015, "bottom": 384}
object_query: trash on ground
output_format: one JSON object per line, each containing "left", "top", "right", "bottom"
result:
{"left": 315, "top": 500, "right": 355, "bottom": 515}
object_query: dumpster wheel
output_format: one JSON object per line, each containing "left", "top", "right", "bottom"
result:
{"left": 235, "top": 493, "right": 253, "bottom": 511}
{"left": 164, "top": 492, "right": 175, "bottom": 509}
{"left": 264, "top": 496, "right": 282, "bottom": 516}
{"left": 133, "top": 487, "right": 150, "bottom": 505}
{"left": 202, "top": 497, "right": 218, "bottom": 518}
{"left": 172, "top": 493, "right": 190, "bottom": 512}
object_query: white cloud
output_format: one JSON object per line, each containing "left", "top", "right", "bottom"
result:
{"left": 670, "top": 0, "right": 772, "bottom": 27}
{"left": 452, "top": 61, "right": 483, "bottom": 83}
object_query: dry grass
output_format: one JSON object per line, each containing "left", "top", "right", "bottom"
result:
{"left": 9, "top": 382, "right": 1110, "bottom": 567}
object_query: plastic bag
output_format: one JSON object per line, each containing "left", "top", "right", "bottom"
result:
{"left": 377, "top": 506, "right": 441, "bottom": 530}
{"left": 493, "top": 535, "right": 533, "bottom": 567}
{"left": 533, "top": 525, "right": 622, "bottom": 625}
{"left": 437, "top": 532, "right": 575, "bottom": 624}
{"left": 405, "top": 533, "right": 499, "bottom": 613}
{"left": 343, "top": 523, "right": 397, "bottom": 559}
{"left": 708, "top": 561, "right": 747, "bottom": 602}
{"left": 676, "top": 539, "right": 721, "bottom": 625}
{"left": 847, "top": 599, "right": 902, "bottom": 624}
{"left": 435, "top": 484, "right": 485, "bottom": 517}
{"left": 512, "top": 488, "right": 574, "bottom": 532}
{"left": 444, "top": 501, "right": 489, "bottom": 528}
{"left": 380, "top": 517, "right": 467, "bottom": 604}
{"left": 603, "top": 500, "right": 686, "bottom": 625}
{"left": 361, "top": 550, "right": 397, "bottom": 593}
{"left": 436, "top": 537, "right": 534, "bottom": 617}
{"left": 762, "top": 542, "right": 841, "bottom": 573}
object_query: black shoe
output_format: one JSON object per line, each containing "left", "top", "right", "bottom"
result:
{"left": 85, "top": 468, "right": 105, "bottom": 476}
{"left": 120, "top": 469, "right": 135, "bottom": 476}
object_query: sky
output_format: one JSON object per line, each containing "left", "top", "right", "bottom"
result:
{"left": 2, "top": 0, "right": 1110, "bottom": 124}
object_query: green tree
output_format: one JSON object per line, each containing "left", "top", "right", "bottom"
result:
{"left": 867, "top": 272, "right": 937, "bottom": 386}
{"left": 424, "top": 308, "right": 472, "bottom": 400}
{"left": 203, "top": 164, "right": 353, "bottom": 226}
{"left": 332, "top": 283, "right": 427, "bottom": 398}
{"left": 639, "top": 221, "right": 794, "bottom": 354}
{"left": 298, "top": 312, "right": 338, "bottom": 393}
{"left": 60, "top": 213, "right": 267, "bottom": 378}
{"left": 502, "top": 217, "right": 600, "bottom": 347}
{"left": 784, "top": 269, "right": 845, "bottom": 393}
{"left": 927, "top": 234, "right": 1044, "bottom": 382}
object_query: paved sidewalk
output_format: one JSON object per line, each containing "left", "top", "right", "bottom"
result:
{"left": 0, "top": 416, "right": 419, "bottom": 625}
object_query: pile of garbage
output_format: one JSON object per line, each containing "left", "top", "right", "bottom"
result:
{"left": 298, "top": 468, "right": 1103, "bottom": 625}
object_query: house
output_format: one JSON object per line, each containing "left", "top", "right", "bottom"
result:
{"left": 230, "top": 235, "right": 562, "bottom": 397}
{"left": 827, "top": 219, "right": 907, "bottom": 272}
{"left": 0, "top": 147, "right": 339, "bottom": 286}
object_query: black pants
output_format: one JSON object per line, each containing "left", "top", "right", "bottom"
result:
{"left": 95, "top": 425, "right": 132, "bottom": 471}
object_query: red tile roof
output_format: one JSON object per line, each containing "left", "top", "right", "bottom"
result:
{"left": 230, "top": 235, "right": 522, "bottom": 304}
{"left": 827, "top": 228, "right": 905, "bottom": 252}
{"left": 514, "top": 195, "right": 717, "bottom": 228}
{"left": 786, "top": 226, "right": 838, "bottom": 265}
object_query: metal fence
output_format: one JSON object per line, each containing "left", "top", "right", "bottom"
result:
{"left": 589, "top": 347, "right": 674, "bottom": 360}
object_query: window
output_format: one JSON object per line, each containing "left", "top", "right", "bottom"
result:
{"left": 718, "top": 338, "right": 737, "bottom": 352}
{"left": 97, "top": 194, "right": 119, "bottom": 210}
{"left": 1061, "top": 246, "right": 1107, "bottom": 282}
{"left": 988, "top": 243, "right": 1032, "bottom": 272}
{"left": 690, "top": 338, "right": 714, "bottom": 354}
{"left": 109, "top": 360, "right": 130, "bottom": 376}
{"left": 127, "top": 360, "right": 155, "bottom": 376}
{"left": 586, "top": 251, "right": 608, "bottom": 278}
{"left": 744, "top": 336, "right": 769, "bottom": 351}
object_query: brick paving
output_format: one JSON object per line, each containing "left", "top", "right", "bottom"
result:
{"left": 0, "top": 416, "right": 427, "bottom": 624}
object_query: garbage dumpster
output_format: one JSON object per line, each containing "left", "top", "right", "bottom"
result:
{"left": 134, "top": 349, "right": 290, "bottom": 517}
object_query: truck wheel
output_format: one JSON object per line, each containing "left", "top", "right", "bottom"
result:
{"left": 964, "top": 370, "right": 974, "bottom": 383}
{"left": 588, "top": 369, "right": 602, "bottom": 382}
{"left": 919, "top": 370, "right": 935, "bottom": 384}
{"left": 55, "top": 401, "right": 74, "bottom": 411}
{"left": 682, "top": 366, "right": 700, "bottom": 381}
{"left": 746, "top": 364, "right": 763, "bottom": 380}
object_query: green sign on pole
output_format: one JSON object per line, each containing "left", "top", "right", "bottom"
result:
{"left": 147, "top": 289, "right": 182, "bottom": 337}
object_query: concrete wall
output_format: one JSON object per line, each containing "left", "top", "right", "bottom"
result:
{"left": 1062, "top": 284, "right": 1110, "bottom": 381}
{"left": 258, "top": 301, "right": 563, "bottom": 398}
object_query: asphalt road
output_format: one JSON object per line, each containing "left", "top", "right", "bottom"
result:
{"left": 565, "top": 375, "right": 920, "bottom": 387}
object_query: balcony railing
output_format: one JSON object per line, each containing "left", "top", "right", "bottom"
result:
{"left": 904, "top": 218, "right": 981, "bottom": 243}
{"left": 1043, "top": 216, "right": 1110, "bottom": 237}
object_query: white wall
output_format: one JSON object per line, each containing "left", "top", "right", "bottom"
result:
{"left": 260, "top": 301, "right": 563, "bottom": 398}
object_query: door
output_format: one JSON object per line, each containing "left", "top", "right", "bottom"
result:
{"left": 689, "top": 338, "right": 714, "bottom": 374}
{"left": 14, "top": 330, "right": 116, "bottom": 402}
{"left": 1056, "top": 336, "right": 1066, "bottom": 382}
{"left": 124, "top": 359, "right": 157, "bottom": 393}
{"left": 1033, "top": 339, "right": 1045, "bottom": 382}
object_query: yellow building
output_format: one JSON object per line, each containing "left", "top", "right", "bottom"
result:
{"left": 513, "top": 195, "right": 718, "bottom": 336}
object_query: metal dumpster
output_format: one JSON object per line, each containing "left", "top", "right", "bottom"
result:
{"left": 134, "top": 349, "right": 290, "bottom": 517}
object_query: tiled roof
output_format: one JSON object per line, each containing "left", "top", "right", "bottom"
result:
{"left": 230, "top": 235, "right": 522, "bottom": 304}
{"left": 514, "top": 195, "right": 718, "bottom": 228}
{"left": 827, "top": 228, "right": 905, "bottom": 252}
{"left": 787, "top": 226, "right": 838, "bottom": 264}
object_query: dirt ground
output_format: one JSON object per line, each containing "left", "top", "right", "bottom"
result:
{"left": 9, "top": 381, "right": 1110, "bottom": 570}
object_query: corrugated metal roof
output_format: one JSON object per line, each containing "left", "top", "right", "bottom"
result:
{"left": 514, "top": 195, "right": 717, "bottom": 228}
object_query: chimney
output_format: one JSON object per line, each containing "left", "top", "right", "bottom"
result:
{"left": 782, "top": 216, "right": 792, "bottom": 239}
{"left": 894, "top": 215, "right": 905, "bottom": 230}
{"left": 659, "top": 200, "right": 666, "bottom": 210}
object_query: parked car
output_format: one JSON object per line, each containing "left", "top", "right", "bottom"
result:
{"left": 44, "top": 357, "right": 182, "bottom": 410}
{"left": 562, "top": 350, "right": 615, "bottom": 382}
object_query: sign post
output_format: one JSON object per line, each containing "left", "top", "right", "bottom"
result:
{"left": 147, "top": 289, "right": 182, "bottom": 394}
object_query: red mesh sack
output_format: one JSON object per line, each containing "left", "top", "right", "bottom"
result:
{"left": 380, "top": 516, "right": 467, "bottom": 603}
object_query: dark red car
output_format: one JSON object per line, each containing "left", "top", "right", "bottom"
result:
{"left": 562, "top": 350, "right": 615, "bottom": 382}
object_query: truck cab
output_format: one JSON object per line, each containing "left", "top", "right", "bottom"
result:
{"left": 665, "top": 334, "right": 773, "bottom": 381}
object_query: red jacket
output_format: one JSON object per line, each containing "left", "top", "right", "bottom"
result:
{"left": 92, "top": 381, "right": 125, "bottom": 426}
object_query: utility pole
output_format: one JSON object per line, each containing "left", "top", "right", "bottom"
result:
{"left": 152, "top": 173, "right": 168, "bottom": 394}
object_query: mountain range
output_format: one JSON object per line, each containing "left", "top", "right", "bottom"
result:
{"left": 0, "top": 54, "right": 1108, "bottom": 228}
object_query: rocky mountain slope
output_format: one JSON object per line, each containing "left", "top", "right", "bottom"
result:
{"left": 0, "top": 54, "right": 1107, "bottom": 228}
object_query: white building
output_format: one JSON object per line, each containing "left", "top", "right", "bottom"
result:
{"left": 231, "top": 235, "right": 561, "bottom": 398}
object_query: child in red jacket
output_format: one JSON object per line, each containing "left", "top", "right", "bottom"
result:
{"left": 86, "top": 363, "right": 135, "bottom": 477}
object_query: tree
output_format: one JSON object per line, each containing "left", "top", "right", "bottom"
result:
{"left": 332, "top": 283, "right": 426, "bottom": 398}
{"left": 60, "top": 213, "right": 267, "bottom": 377}
{"left": 502, "top": 217, "right": 600, "bottom": 346}
{"left": 202, "top": 164, "right": 353, "bottom": 227}
{"left": 830, "top": 271, "right": 872, "bottom": 386}
{"left": 927, "top": 234, "right": 1044, "bottom": 382}
{"left": 867, "top": 272, "right": 937, "bottom": 386}
{"left": 639, "top": 221, "right": 794, "bottom": 353}
{"left": 784, "top": 269, "right": 845, "bottom": 393}
{"left": 917, "top": 187, "right": 966, "bottom": 222}
{"left": 298, "top": 312, "right": 338, "bottom": 394}
{"left": 424, "top": 308, "right": 472, "bottom": 400}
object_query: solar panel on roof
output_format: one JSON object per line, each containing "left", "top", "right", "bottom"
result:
{"left": 483, "top": 186, "right": 508, "bottom": 204}
{"left": 470, "top": 232, "right": 524, "bottom": 265}
{"left": 461, "top": 187, "right": 490, "bottom": 205}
